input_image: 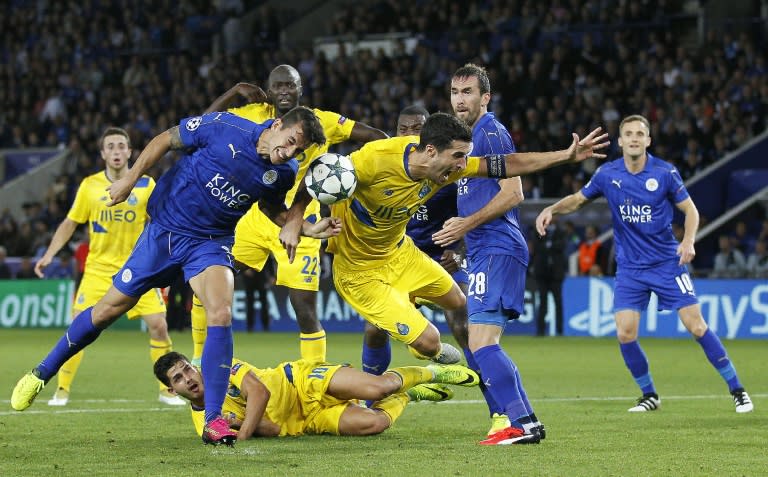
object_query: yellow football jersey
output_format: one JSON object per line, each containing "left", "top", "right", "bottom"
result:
{"left": 66, "top": 171, "right": 154, "bottom": 276}
{"left": 326, "top": 136, "right": 480, "bottom": 269}
{"left": 227, "top": 103, "right": 356, "bottom": 210}
{"left": 190, "top": 358, "right": 304, "bottom": 438}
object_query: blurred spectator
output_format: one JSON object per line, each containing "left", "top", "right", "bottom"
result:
{"left": 730, "top": 220, "right": 755, "bottom": 254}
{"left": 746, "top": 240, "right": 768, "bottom": 278}
{"left": 711, "top": 234, "right": 747, "bottom": 278}
{"left": 15, "top": 257, "right": 38, "bottom": 279}
{"left": 578, "top": 224, "right": 602, "bottom": 276}
{"left": 0, "top": 245, "right": 12, "bottom": 279}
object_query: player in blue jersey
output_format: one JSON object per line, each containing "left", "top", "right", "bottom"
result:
{"left": 361, "top": 105, "right": 470, "bottom": 384}
{"left": 431, "top": 64, "right": 542, "bottom": 445}
{"left": 11, "top": 107, "right": 343, "bottom": 446}
{"left": 536, "top": 114, "right": 753, "bottom": 414}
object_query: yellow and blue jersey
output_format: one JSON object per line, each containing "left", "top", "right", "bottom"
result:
{"left": 326, "top": 136, "right": 479, "bottom": 269}
{"left": 227, "top": 103, "right": 356, "bottom": 213}
{"left": 67, "top": 171, "right": 154, "bottom": 276}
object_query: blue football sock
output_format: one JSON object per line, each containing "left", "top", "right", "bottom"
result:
{"left": 362, "top": 339, "right": 391, "bottom": 376}
{"left": 464, "top": 347, "right": 504, "bottom": 415}
{"left": 697, "top": 329, "right": 742, "bottom": 392}
{"left": 619, "top": 341, "right": 655, "bottom": 395}
{"left": 473, "top": 344, "right": 528, "bottom": 425}
{"left": 37, "top": 307, "right": 102, "bottom": 382}
{"left": 512, "top": 364, "right": 535, "bottom": 417}
{"left": 202, "top": 325, "right": 233, "bottom": 424}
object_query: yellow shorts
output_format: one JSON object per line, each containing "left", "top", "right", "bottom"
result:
{"left": 289, "top": 360, "right": 349, "bottom": 435}
{"left": 233, "top": 206, "right": 321, "bottom": 291}
{"left": 332, "top": 238, "right": 454, "bottom": 344}
{"left": 74, "top": 270, "right": 166, "bottom": 319}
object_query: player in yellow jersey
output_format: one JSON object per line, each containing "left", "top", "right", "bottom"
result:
{"left": 154, "top": 351, "right": 479, "bottom": 439}
{"left": 281, "top": 113, "right": 609, "bottom": 365}
{"left": 188, "top": 64, "right": 388, "bottom": 364}
{"left": 34, "top": 127, "right": 184, "bottom": 406}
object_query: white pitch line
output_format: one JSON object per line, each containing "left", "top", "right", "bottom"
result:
{"left": 1, "top": 393, "right": 764, "bottom": 416}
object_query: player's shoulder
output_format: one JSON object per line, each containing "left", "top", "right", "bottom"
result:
{"left": 646, "top": 154, "right": 679, "bottom": 175}
{"left": 358, "top": 135, "right": 411, "bottom": 156}
{"left": 134, "top": 175, "right": 155, "bottom": 189}
{"left": 228, "top": 103, "right": 274, "bottom": 122}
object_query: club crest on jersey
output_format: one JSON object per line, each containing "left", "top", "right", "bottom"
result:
{"left": 227, "top": 384, "right": 241, "bottom": 398}
{"left": 127, "top": 193, "right": 138, "bottom": 206}
{"left": 77, "top": 293, "right": 85, "bottom": 304}
{"left": 418, "top": 184, "right": 432, "bottom": 198}
{"left": 185, "top": 116, "right": 202, "bottom": 131}
{"left": 396, "top": 322, "right": 410, "bottom": 336}
{"left": 263, "top": 170, "right": 278, "bottom": 184}
{"left": 645, "top": 178, "right": 659, "bottom": 191}
{"left": 121, "top": 268, "right": 132, "bottom": 283}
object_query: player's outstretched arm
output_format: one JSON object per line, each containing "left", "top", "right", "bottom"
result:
{"left": 236, "top": 371, "right": 276, "bottom": 439}
{"left": 106, "top": 127, "right": 181, "bottom": 206}
{"left": 204, "top": 82, "right": 267, "bottom": 114}
{"left": 675, "top": 197, "right": 699, "bottom": 265}
{"left": 349, "top": 122, "right": 389, "bottom": 142}
{"left": 475, "top": 127, "right": 609, "bottom": 178}
{"left": 535, "top": 192, "right": 590, "bottom": 236}
{"left": 34, "top": 218, "right": 80, "bottom": 277}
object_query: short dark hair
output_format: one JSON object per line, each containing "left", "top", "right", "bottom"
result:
{"left": 153, "top": 351, "right": 188, "bottom": 387}
{"left": 452, "top": 63, "right": 490, "bottom": 95}
{"left": 416, "top": 112, "right": 472, "bottom": 153}
{"left": 399, "top": 105, "right": 430, "bottom": 118}
{"left": 99, "top": 127, "right": 131, "bottom": 150}
{"left": 281, "top": 106, "right": 326, "bottom": 147}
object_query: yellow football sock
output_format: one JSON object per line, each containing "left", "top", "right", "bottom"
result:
{"left": 383, "top": 366, "right": 433, "bottom": 393}
{"left": 372, "top": 393, "right": 409, "bottom": 425}
{"left": 150, "top": 338, "right": 173, "bottom": 391}
{"left": 191, "top": 296, "right": 207, "bottom": 362}
{"left": 300, "top": 330, "right": 326, "bottom": 362}
{"left": 56, "top": 350, "right": 85, "bottom": 393}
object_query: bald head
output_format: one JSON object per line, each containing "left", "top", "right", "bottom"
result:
{"left": 267, "top": 65, "right": 303, "bottom": 116}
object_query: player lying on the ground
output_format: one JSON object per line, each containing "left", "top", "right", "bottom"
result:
{"left": 154, "top": 352, "right": 479, "bottom": 439}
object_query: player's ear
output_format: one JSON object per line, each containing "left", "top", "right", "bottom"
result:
{"left": 481, "top": 92, "right": 490, "bottom": 108}
{"left": 645, "top": 135, "right": 652, "bottom": 147}
{"left": 617, "top": 137, "right": 623, "bottom": 148}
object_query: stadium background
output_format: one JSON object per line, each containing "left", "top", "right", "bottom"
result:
{"left": 1, "top": 0, "right": 767, "bottom": 340}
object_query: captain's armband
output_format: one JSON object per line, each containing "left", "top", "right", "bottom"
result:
{"left": 485, "top": 154, "right": 507, "bottom": 178}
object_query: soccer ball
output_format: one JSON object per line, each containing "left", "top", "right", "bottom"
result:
{"left": 304, "top": 153, "right": 357, "bottom": 205}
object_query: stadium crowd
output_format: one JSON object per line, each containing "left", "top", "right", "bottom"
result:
{"left": 1, "top": 0, "right": 767, "bottom": 277}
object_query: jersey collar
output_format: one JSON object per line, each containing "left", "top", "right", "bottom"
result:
{"left": 403, "top": 143, "right": 417, "bottom": 180}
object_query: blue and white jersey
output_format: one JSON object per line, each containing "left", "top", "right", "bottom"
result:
{"left": 457, "top": 112, "right": 528, "bottom": 264}
{"left": 581, "top": 154, "right": 689, "bottom": 269}
{"left": 406, "top": 183, "right": 459, "bottom": 257}
{"left": 148, "top": 112, "right": 298, "bottom": 238}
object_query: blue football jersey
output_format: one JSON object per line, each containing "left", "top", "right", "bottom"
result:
{"left": 406, "top": 183, "right": 459, "bottom": 257}
{"left": 580, "top": 154, "right": 689, "bottom": 268}
{"left": 148, "top": 112, "right": 298, "bottom": 238}
{"left": 457, "top": 112, "right": 528, "bottom": 263}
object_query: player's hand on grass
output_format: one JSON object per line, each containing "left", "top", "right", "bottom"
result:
{"left": 566, "top": 127, "right": 609, "bottom": 163}
{"left": 106, "top": 176, "right": 136, "bottom": 206}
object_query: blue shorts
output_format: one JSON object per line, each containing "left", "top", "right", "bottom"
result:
{"left": 465, "top": 254, "right": 526, "bottom": 325}
{"left": 113, "top": 222, "right": 235, "bottom": 298}
{"left": 614, "top": 261, "right": 699, "bottom": 312}
{"left": 429, "top": 252, "right": 468, "bottom": 285}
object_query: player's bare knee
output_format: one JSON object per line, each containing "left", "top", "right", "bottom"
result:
{"left": 205, "top": 306, "right": 232, "bottom": 326}
{"left": 616, "top": 328, "right": 637, "bottom": 343}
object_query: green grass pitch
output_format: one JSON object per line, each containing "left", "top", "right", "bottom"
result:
{"left": 1, "top": 329, "right": 765, "bottom": 476}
